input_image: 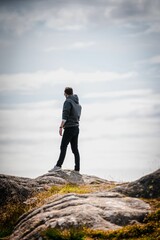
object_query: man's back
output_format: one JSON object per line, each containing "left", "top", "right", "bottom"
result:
{"left": 63, "top": 94, "right": 82, "bottom": 128}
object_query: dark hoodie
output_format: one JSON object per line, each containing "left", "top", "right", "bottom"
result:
{"left": 62, "top": 94, "right": 82, "bottom": 128}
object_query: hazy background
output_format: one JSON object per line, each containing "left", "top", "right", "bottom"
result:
{"left": 0, "top": 0, "right": 160, "bottom": 181}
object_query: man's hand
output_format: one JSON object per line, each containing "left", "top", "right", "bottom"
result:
{"left": 59, "top": 127, "right": 63, "bottom": 136}
{"left": 59, "top": 120, "right": 65, "bottom": 136}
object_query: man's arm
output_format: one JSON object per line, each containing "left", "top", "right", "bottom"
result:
{"left": 59, "top": 119, "right": 66, "bottom": 136}
{"left": 59, "top": 101, "right": 71, "bottom": 136}
{"left": 62, "top": 101, "right": 71, "bottom": 121}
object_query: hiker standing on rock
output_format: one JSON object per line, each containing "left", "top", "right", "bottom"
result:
{"left": 49, "top": 87, "right": 82, "bottom": 173}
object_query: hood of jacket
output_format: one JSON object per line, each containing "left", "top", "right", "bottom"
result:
{"left": 67, "top": 94, "right": 79, "bottom": 104}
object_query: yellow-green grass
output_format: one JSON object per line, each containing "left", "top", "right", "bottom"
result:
{"left": 22, "top": 183, "right": 117, "bottom": 210}
{"left": 41, "top": 209, "right": 160, "bottom": 240}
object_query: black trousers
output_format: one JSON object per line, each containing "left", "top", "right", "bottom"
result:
{"left": 56, "top": 126, "right": 80, "bottom": 171}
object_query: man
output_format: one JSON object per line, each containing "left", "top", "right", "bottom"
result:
{"left": 49, "top": 87, "right": 82, "bottom": 172}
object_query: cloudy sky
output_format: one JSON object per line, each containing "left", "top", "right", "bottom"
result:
{"left": 0, "top": 0, "right": 160, "bottom": 181}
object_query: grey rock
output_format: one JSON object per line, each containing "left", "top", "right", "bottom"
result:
{"left": 0, "top": 170, "right": 112, "bottom": 207}
{"left": 0, "top": 175, "right": 33, "bottom": 206}
{"left": 38, "top": 170, "right": 84, "bottom": 185}
{"left": 38, "top": 170, "right": 112, "bottom": 185}
{"left": 112, "top": 168, "right": 160, "bottom": 198}
{"left": 10, "top": 191, "right": 150, "bottom": 240}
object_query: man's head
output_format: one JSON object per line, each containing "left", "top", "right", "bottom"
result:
{"left": 64, "top": 87, "right": 73, "bottom": 97}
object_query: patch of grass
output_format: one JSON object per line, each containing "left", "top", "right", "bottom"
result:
{"left": 144, "top": 208, "right": 160, "bottom": 223}
{"left": 86, "top": 222, "right": 159, "bottom": 239}
{"left": 143, "top": 198, "right": 160, "bottom": 210}
{"left": 39, "top": 182, "right": 116, "bottom": 205}
{"left": 48, "top": 182, "right": 118, "bottom": 196}
{"left": 41, "top": 209, "right": 160, "bottom": 240}
{"left": 42, "top": 227, "right": 85, "bottom": 240}
{"left": 55, "top": 183, "right": 92, "bottom": 194}
{"left": 29, "top": 182, "right": 117, "bottom": 210}
{"left": 26, "top": 184, "right": 93, "bottom": 210}
{"left": 0, "top": 202, "right": 28, "bottom": 238}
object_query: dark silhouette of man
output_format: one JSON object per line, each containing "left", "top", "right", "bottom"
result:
{"left": 49, "top": 87, "right": 82, "bottom": 172}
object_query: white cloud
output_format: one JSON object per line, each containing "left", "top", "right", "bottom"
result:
{"left": 70, "top": 41, "right": 95, "bottom": 49}
{"left": 150, "top": 23, "right": 160, "bottom": 33}
{"left": 1, "top": 0, "right": 160, "bottom": 35}
{"left": 0, "top": 2, "right": 89, "bottom": 34}
{"left": 0, "top": 10, "right": 33, "bottom": 35}
{"left": 84, "top": 89, "right": 153, "bottom": 99}
{"left": 0, "top": 87, "right": 160, "bottom": 180}
{"left": 1, "top": 88, "right": 159, "bottom": 146}
{"left": 45, "top": 41, "right": 95, "bottom": 52}
{"left": 0, "top": 99, "right": 61, "bottom": 176}
{"left": 0, "top": 100, "right": 61, "bottom": 133}
{"left": 82, "top": 92, "right": 160, "bottom": 123}
{"left": 79, "top": 91, "right": 160, "bottom": 180}
{"left": 0, "top": 69, "right": 136, "bottom": 92}
{"left": 150, "top": 55, "right": 160, "bottom": 64}
{"left": 0, "top": 39, "right": 11, "bottom": 48}
{"left": 43, "top": 6, "right": 89, "bottom": 31}
{"left": 137, "top": 54, "right": 160, "bottom": 66}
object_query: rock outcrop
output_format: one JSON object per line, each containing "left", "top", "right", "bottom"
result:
{"left": 0, "top": 175, "right": 33, "bottom": 206}
{"left": 1, "top": 169, "right": 159, "bottom": 240}
{"left": 112, "top": 168, "right": 160, "bottom": 198}
{"left": 0, "top": 170, "right": 112, "bottom": 207}
{"left": 10, "top": 191, "right": 150, "bottom": 240}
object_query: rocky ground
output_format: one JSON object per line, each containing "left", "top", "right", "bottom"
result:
{"left": 112, "top": 168, "right": 160, "bottom": 198}
{"left": 0, "top": 170, "right": 114, "bottom": 207}
{"left": 0, "top": 169, "right": 159, "bottom": 240}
